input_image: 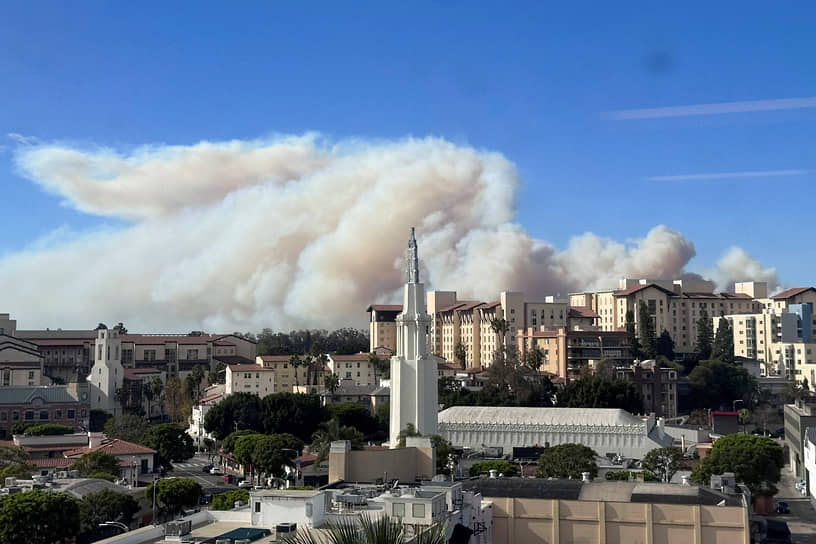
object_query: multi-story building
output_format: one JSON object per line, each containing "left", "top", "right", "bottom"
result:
{"left": 0, "top": 314, "right": 46, "bottom": 387}
{"left": 614, "top": 360, "right": 679, "bottom": 418}
{"left": 188, "top": 384, "right": 224, "bottom": 448}
{"left": 0, "top": 383, "right": 90, "bottom": 440}
{"left": 366, "top": 304, "right": 402, "bottom": 353}
{"left": 327, "top": 353, "right": 385, "bottom": 387}
{"left": 256, "top": 355, "right": 327, "bottom": 393}
{"left": 225, "top": 363, "right": 276, "bottom": 397}
{"left": 784, "top": 395, "right": 816, "bottom": 479}
{"left": 517, "top": 327, "right": 631, "bottom": 379}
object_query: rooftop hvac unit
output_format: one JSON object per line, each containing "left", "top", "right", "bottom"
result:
{"left": 276, "top": 522, "right": 297, "bottom": 537}
{"left": 165, "top": 520, "right": 192, "bottom": 537}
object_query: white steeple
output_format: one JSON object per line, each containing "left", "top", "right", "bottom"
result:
{"left": 390, "top": 228, "right": 439, "bottom": 449}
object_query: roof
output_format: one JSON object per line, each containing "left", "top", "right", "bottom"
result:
{"left": 568, "top": 306, "right": 600, "bottom": 319}
{"left": 29, "top": 457, "right": 74, "bottom": 468}
{"left": 323, "top": 383, "right": 389, "bottom": 397}
{"left": 367, "top": 304, "right": 404, "bottom": 312}
{"left": 123, "top": 368, "right": 161, "bottom": 380}
{"left": 772, "top": 287, "right": 816, "bottom": 300}
{"left": 227, "top": 364, "right": 271, "bottom": 371}
{"left": 200, "top": 393, "right": 223, "bottom": 403}
{"left": 0, "top": 386, "right": 80, "bottom": 405}
{"left": 64, "top": 438, "right": 155, "bottom": 458}
{"left": 60, "top": 478, "right": 128, "bottom": 499}
{"left": 805, "top": 427, "right": 816, "bottom": 446}
{"left": 438, "top": 406, "right": 643, "bottom": 426}
{"left": 614, "top": 283, "right": 677, "bottom": 297}
{"left": 213, "top": 355, "right": 255, "bottom": 365}
{"left": 16, "top": 330, "right": 97, "bottom": 341}
{"left": 121, "top": 333, "right": 224, "bottom": 345}
{"left": 330, "top": 353, "right": 386, "bottom": 361}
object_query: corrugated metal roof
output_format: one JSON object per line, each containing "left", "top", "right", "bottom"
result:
{"left": 0, "top": 386, "right": 79, "bottom": 404}
{"left": 438, "top": 406, "right": 643, "bottom": 426}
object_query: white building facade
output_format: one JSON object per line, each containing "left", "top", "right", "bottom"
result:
{"left": 87, "top": 328, "right": 124, "bottom": 417}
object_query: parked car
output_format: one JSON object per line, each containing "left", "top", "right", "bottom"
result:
{"left": 238, "top": 480, "right": 253, "bottom": 489}
{"left": 771, "top": 428, "right": 785, "bottom": 438}
{"left": 202, "top": 464, "right": 214, "bottom": 473}
{"left": 209, "top": 467, "right": 223, "bottom": 475}
{"left": 776, "top": 501, "right": 790, "bottom": 514}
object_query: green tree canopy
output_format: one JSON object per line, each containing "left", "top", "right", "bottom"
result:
{"left": 143, "top": 423, "right": 195, "bottom": 469}
{"left": 22, "top": 423, "right": 73, "bottom": 436}
{"left": 211, "top": 488, "right": 250, "bottom": 510}
{"left": 638, "top": 301, "right": 657, "bottom": 359}
{"left": 0, "top": 490, "right": 79, "bottom": 544}
{"left": 145, "top": 477, "right": 202, "bottom": 516}
{"left": 70, "top": 450, "right": 120, "bottom": 478}
{"left": 103, "top": 414, "right": 149, "bottom": 444}
{"left": 695, "top": 310, "right": 713, "bottom": 360}
{"left": 79, "top": 488, "right": 139, "bottom": 537}
{"left": 202, "top": 392, "right": 263, "bottom": 440}
{"left": 556, "top": 374, "right": 642, "bottom": 414}
{"left": 641, "top": 447, "right": 684, "bottom": 483}
{"left": 454, "top": 342, "right": 467, "bottom": 370}
{"left": 469, "top": 460, "right": 518, "bottom": 478}
{"left": 655, "top": 330, "right": 675, "bottom": 360}
{"left": 89, "top": 409, "right": 113, "bottom": 432}
{"left": 251, "top": 433, "right": 303, "bottom": 479}
{"left": 712, "top": 316, "right": 734, "bottom": 363}
{"left": 536, "top": 443, "right": 598, "bottom": 480}
{"left": 625, "top": 310, "right": 641, "bottom": 361}
{"left": 691, "top": 434, "right": 783, "bottom": 495}
{"left": 689, "top": 360, "right": 756, "bottom": 409}
{"left": 261, "top": 392, "right": 327, "bottom": 441}
{"left": 311, "top": 419, "right": 365, "bottom": 464}
{"left": 328, "top": 402, "right": 379, "bottom": 438}
{"left": 222, "top": 429, "right": 261, "bottom": 454}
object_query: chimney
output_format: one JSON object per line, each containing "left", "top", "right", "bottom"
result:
{"left": 88, "top": 432, "right": 104, "bottom": 448}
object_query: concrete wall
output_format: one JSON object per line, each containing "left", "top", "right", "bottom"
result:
{"left": 329, "top": 439, "right": 435, "bottom": 483}
{"left": 488, "top": 496, "right": 749, "bottom": 544}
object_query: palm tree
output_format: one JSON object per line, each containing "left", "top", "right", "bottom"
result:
{"left": 324, "top": 373, "right": 340, "bottom": 398}
{"left": 368, "top": 352, "right": 387, "bottom": 386}
{"left": 290, "top": 514, "right": 447, "bottom": 544}
{"left": 490, "top": 317, "right": 510, "bottom": 352}
{"left": 290, "top": 355, "right": 303, "bottom": 391}
{"left": 149, "top": 377, "right": 164, "bottom": 420}
{"left": 310, "top": 352, "right": 329, "bottom": 387}
{"left": 310, "top": 418, "right": 364, "bottom": 464}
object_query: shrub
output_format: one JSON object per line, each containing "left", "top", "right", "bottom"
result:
{"left": 469, "top": 460, "right": 518, "bottom": 477}
{"left": 23, "top": 424, "right": 73, "bottom": 436}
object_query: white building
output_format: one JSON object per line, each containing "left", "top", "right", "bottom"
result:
{"left": 225, "top": 364, "right": 275, "bottom": 397}
{"left": 389, "top": 228, "right": 440, "bottom": 447}
{"left": 438, "top": 406, "right": 673, "bottom": 460}
{"left": 249, "top": 489, "right": 330, "bottom": 529}
{"left": 805, "top": 427, "right": 816, "bottom": 499}
{"left": 87, "top": 328, "right": 124, "bottom": 417}
{"left": 188, "top": 384, "right": 224, "bottom": 448}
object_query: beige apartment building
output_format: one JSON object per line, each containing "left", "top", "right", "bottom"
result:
{"left": 462, "top": 479, "right": 750, "bottom": 544}
{"left": 225, "top": 363, "right": 275, "bottom": 397}
{"left": 256, "top": 355, "right": 326, "bottom": 393}
{"left": 367, "top": 304, "right": 402, "bottom": 354}
{"left": 570, "top": 279, "right": 762, "bottom": 353}
{"left": 517, "top": 327, "right": 631, "bottom": 379}
{"left": 327, "top": 353, "right": 384, "bottom": 386}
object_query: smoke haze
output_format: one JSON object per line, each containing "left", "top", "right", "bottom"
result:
{"left": 3, "top": 134, "right": 780, "bottom": 332}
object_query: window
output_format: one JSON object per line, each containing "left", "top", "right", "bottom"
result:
{"left": 144, "top": 349, "right": 156, "bottom": 361}
{"left": 39, "top": 410, "right": 48, "bottom": 420}
{"left": 67, "top": 409, "right": 75, "bottom": 419}
{"left": 0, "top": 412, "right": 5, "bottom": 421}
{"left": 345, "top": 372, "right": 352, "bottom": 379}
{"left": 28, "top": 371, "right": 35, "bottom": 379}
{"left": 412, "top": 503, "right": 426, "bottom": 518}
{"left": 55, "top": 410, "right": 62, "bottom": 419}
{"left": 255, "top": 502, "right": 261, "bottom": 513}
{"left": 24, "top": 411, "right": 34, "bottom": 421}
{"left": 393, "top": 503, "right": 405, "bottom": 517}
{"left": 12, "top": 411, "right": 18, "bottom": 421}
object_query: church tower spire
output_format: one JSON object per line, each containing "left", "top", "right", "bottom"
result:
{"left": 390, "top": 228, "right": 439, "bottom": 448}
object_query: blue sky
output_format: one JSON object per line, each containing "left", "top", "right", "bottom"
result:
{"left": 1, "top": 2, "right": 815, "bottom": 288}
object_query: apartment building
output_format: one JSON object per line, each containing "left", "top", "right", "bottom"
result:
{"left": 614, "top": 360, "right": 679, "bottom": 418}
{"left": 517, "top": 327, "right": 631, "bottom": 379}
{"left": 367, "top": 304, "right": 402, "bottom": 353}
{"left": 256, "top": 355, "right": 327, "bottom": 393}
{"left": 327, "top": 353, "right": 384, "bottom": 386}
{"left": 570, "top": 279, "right": 762, "bottom": 353}
{"left": 0, "top": 314, "right": 45, "bottom": 387}
{"left": 225, "top": 364, "right": 275, "bottom": 397}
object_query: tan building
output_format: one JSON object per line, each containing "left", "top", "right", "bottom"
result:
{"left": 462, "top": 478, "right": 750, "bottom": 544}
{"left": 225, "top": 363, "right": 275, "bottom": 397}
{"left": 614, "top": 360, "right": 679, "bottom": 418}
{"left": 0, "top": 316, "right": 45, "bottom": 387}
{"left": 518, "top": 327, "right": 631, "bottom": 379}
{"left": 327, "top": 353, "right": 385, "bottom": 386}
{"left": 256, "top": 355, "right": 327, "bottom": 393}
{"left": 367, "top": 304, "right": 402, "bottom": 353}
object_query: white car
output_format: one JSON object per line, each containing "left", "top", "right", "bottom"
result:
{"left": 209, "top": 467, "right": 223, "bottom": 475}
{"left": 238, "top": 480, "right": 253, "bottom": 489}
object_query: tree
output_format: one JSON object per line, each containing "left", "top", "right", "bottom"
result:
{"left": 89, "top": 409, "right": 113, "bottom": 432}
{"left": 641, "top": 447, "right": 684, "bottom": 483}
{"left": 211, "top": 489, "right": 250, "bottom": 510}
{"left": 524, "top": 345, "right": 545, "bottom": 375}
{"left": 691, "top": 434, "right": 783, "bottom": 495}
{"left": 291, "top": 513, "right": 447, "bottom": 544}
{"left": 712, "top": 316, "right": 734, "bottom": 363}
{"left": 695, "top": 310, "right": 713, "bottom": 360}
{"left": 469, "top": 460, "right": 518, "bottom": 477}
{"left": 203, "top": 392, "right": 263, "bottom": 440}
{"left": 262, "top": 393, "right": 327, "bottom": 442}
{"left": 113, "top": 322, "right": 128, "bottom": 334}
{"left": 164, "top": 377, "right": 191, "bottom": 422}
{"left": 490, "top": 317, "right": 510, "bottom": 352}
{"left": 625, "top": 310, "right": 641, "bottom": 361}
{"left": 0, "top": 463, "right": 37, "bottom": 480}
{"left": 454, "top": 342, "right": 467, "bottom": 370}
{"left": 79, "top": 488, "right": 139, "bottom": 539}
{"left": 328, "top": 402, "right": 379, "bottom": 438}
{"left": 95, "top": 323, "right": 108, "bottom": 330}
{"left": 222, "top": 430, "right": 261, "bottom": 454}
{"left": 655, "top": 330, "right": 675, "bottom": 360}
{"left": 369, "top": 351, "right": 389, "bottom": 383}
{"left": 557, "top": 374, "right": 642, "bottom": 414}
{"left": 207, "top": 361, "right": 226, "bottom": 386}
{"left": 536, "top": 444, "right": 598, "bottom": 480}
{"left": 396, "top": 423, "right": 421, "bottom": 448}
{"left": 147, "top": 377, "right": 164, "bottom": 419}
{"left": 144, "top": 477, "right": 202, "bottom": 516}
{"left": 311, "top": 419, "right": 365, "bottom": 464}
{"left": 324, "top": 373, "right": 340, "bottom": 395}
{"left": 689, "top": 359, "right": 756, "bottom": 409}
{"left": 71, "top": 450, "right": 120, "bottom": 478}
{"left": 21, "top": 423, "right": 73, "bottom": 436}
{"left": 638, "top": 301, "right": 656, "bottom": 359}
{"left": 103, "top": 414, "right": 149, "bottom": 444}
{"left": 143, "top": 423, "right": 195, "bottom": 469}
{"left": 251, "top": 433, "right": 303, "bottom": 479}
{"left": 290, "top": 354, "right": 303, "bottom": 390}
{"left": 0, "top": 490, "right": 79, "bottom": 544}
{"left": 430, "top": 434, "right": 455, "bottom": 475}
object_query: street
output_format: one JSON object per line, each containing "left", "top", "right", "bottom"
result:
{"left": 757, "top": 467, "right": 816, "bottom": 544}
{"left": 169, "top": 452, "right": 241, "bottom": 490}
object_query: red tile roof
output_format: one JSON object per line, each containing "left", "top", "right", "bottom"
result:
{"left": 121, "top": 334, "right": 222, "bottom": 345}
{"left": 772, "top": 287, "right": 816, "bottom": 300}
{"left": 568, "top": 306, "right": 600, "bottom": 319}
{"left": 200, "top": 393, "right": 223, "bottom": 403}
{"left": 228, "top": 364, "right": 272, "bottom": 371}
{"left": 124, "top": 368, "right": 161, "bottom": 380}
{"left": 64, "top": 438, "right": 155, "bottom": 458}
{"left": 258, "top": 355, "right": 292, "bottom": 363}
{"left": 330, "top": 353, "right": 386, "bottom": 361}
{"left": 438, "top": 302, "right": 470, "bottom": 313}
{"left": 30, "top": 457, "right": 74, "bottom": 468}
{"left": 613, "top": 283, "right": 676, "bottom": 297}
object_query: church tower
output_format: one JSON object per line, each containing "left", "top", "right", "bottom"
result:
{"left": 389, "top": 228, "right": 439, "bottom": 447}
{"left": 87, "top": 327, "right": 124, "bottom": 417}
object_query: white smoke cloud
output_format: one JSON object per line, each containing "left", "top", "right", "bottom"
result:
{"left": 2, "top": 134, "right": 781, "bottom": 332}
{"left": 703, "top": 246, "right": 780, "bottom": 293}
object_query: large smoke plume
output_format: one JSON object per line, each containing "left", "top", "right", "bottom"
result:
{"left": 3, "top": 134, "right": 779, "bottom": 332}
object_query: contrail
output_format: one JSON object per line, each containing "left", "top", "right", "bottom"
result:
{"left": 647, "top": 169, "right": 808, "bottom": 182}
{"left": 606, "top": 96, "right": 816, "bottom": 120}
